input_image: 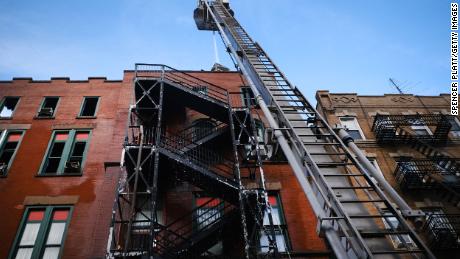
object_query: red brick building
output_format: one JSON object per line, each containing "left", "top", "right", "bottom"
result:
{"left": 0, "top": 68, "right": 327, "bottom": 259}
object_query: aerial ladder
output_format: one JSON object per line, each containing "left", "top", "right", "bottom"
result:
{"left": 194, "top": 1, "right": 436, "bottom": 258}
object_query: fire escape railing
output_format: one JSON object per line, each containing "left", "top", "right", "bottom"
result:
{"left": 372, "top": 114, "right": 453, "bottom": 145}
{"left": 135, "top": 63, "right": 229, "bottom": 104}
{"left": 395, "top": 159, "right": 460, "bottom": 206}
{"left": 423, "top": 213, "right": 460, "bottom": 249}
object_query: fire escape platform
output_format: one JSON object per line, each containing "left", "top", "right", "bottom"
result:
{"left": 135, "top": 78, "right": 230, "bottom": 123}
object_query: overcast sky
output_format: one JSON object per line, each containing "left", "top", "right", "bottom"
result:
{"left": 0, "top": 0, "right": 452, "bottom": 102}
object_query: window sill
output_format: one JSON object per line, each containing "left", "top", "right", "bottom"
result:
{"left": 34, "top": 116, "right": 55, "bottom": 120}
{"left": 36, "top": 173, "right": 83, "bottom": 177}
{"left": 76, "top": 116, "right": 97, "bottom": 119}
{"left": 0, "top": 117, "right": 13, "bottom": 120}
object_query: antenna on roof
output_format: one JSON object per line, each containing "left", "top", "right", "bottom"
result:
{"left": 389, "top": 78, "right": 404, "bottom": 94}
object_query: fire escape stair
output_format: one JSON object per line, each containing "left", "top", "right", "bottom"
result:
{"left": 154, "top": 201, "right": 239, "bottom": 258}
{"left": 176, "top": 120, "right": 229, "bottom": 153}
{"left": 158, "top": 133, "right": 239, "bottom": 205}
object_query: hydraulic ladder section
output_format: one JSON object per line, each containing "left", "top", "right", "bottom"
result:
{"left": 194, "top": 1, "right": 435, "bottom": 258}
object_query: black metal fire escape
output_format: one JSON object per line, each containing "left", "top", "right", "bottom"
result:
{"left": 107, "top": 64, "right": 280, "bottom": 258}
{"left": 373, "top": 113, "right": 460, "bottom": 252}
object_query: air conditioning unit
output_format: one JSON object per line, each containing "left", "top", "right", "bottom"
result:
{"left": 38, "top": 107, "right": 54, "bottom": 117}
{"left": 65, "top": 161, "right": 81, "bottom": 172}
{"left": 0, "top": 163, "right": 7, "bottom": 175}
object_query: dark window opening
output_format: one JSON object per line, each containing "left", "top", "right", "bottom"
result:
{"left": 0, "top": 97, "right": 20, "bottom": 118}
{"left": 38, "top": 97, "right": 59, "bottom": 117}
{"left": 79, "top": 97, "right": 99, "bottom": 117}
{"left": 241, "top": 87, "right": 256, "bottom": 107}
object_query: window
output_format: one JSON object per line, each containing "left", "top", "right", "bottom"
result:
{"left": 254, "top": 120, "right": 264, "bottom": 143}
{"left": 78, "top": 97, "right": 99, "bottom": 117}
{"left": 192, "top": 86, "right": 208, "bottom": 96}
{"left": 339, "top": 117, "right": 365, "bottom": 140}
{"left": 195, "top": 197, "right": 222, "bottom": 231}
{"left": 382, "top": 212, "right": 416, "bottom": 249}
{"left": 241, "top": 87, "right": 256, "bottom": 107}
{"left": 9, "top": 206, "right": 72, "bottom": 259}
{"left": 37, "top": 97, "right": 59, "bottom": 118}
{"left": 194, "top": 196, "right": 223, "bottom": 255}
{"left": 260, "top": 194, "right": 289, "bottom": 253}
{"left": 447, "top": 116, "right": 460, "bottom": 137}
{"left": 411, "top": 125, "right": 432, "bottom": 136}
{"left": 0, "top": 97, "right": 20, "bottom": 119}
{"left": 0, "top": 130, "right": 24, "bottom": 176}
{"left": 40, "top": 130, "right": 91, "bottom": 175}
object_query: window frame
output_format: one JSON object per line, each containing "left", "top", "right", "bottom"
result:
{"left": 8, "top": 205, "right": 73, "bottom": 259}
{"left": 38, "top": 129, "right": 92, "bottom": 176}
{"left": 381, "top": 211, "right": 416, "bottom": 249}
{"left": 254, "top": 119, "right": 265, "bottom": 143}
{"left": 259, "top": 193, "right": 291, "bottom": 253}
{"left": 0, "top": 96, "right": 21, "bottom": 119}
{"left": 339, "top": 116, "right": 366, "bottom": 140}
{"left": 240, "top": 86, "right": 256, "bottom": 107}
{"left": 0, "top": 129, "right": 25, "bottom": 177}
{"left": 36, "top": 96, "right": 60, "bottom": 119}
{"left": 77, "top": 96, "right": 100, "bottom": 118}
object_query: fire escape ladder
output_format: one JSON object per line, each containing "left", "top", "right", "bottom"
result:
{"left": 194, "top": 1, "right": 436, "bottom": 258}
{"left": 153, "top": 198, "right": 239, "bottom": 258}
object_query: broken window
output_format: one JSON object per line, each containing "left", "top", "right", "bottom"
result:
{"left": 37, "top": 97, "right": 59, "bottom": 118}
{"left": 41, "top": 130, "right": 90, "bottom": 175}
{"left": 0, "top": 96, "right": 20, "bottom": 118}
{"left": 79, "top": 97, "right": 99, "bottom": 117}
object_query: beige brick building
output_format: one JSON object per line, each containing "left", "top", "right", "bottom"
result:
{"left": 316, "top": 91, "right": 460, "bottom": 257}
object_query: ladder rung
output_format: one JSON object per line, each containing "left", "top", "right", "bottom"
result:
{"left": 323, "top": 173, "right": 364, "bottom": 177}
{"left": 302, "top": 142, "right": 340, "bottom": 145}
{"left": 371, "top": 250, "right": 424, "bottom": 255}
{"left": 349, "top": 214, "right": 395, "bottom": 218}
{"left": 310, "top": 152, "right": 347, "bottom": 156}
{"left": 331, "top": 186, "right": 374, "bottom": 190}
{"left": 339, "top": 199, "right": 386, "bottom": 203}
